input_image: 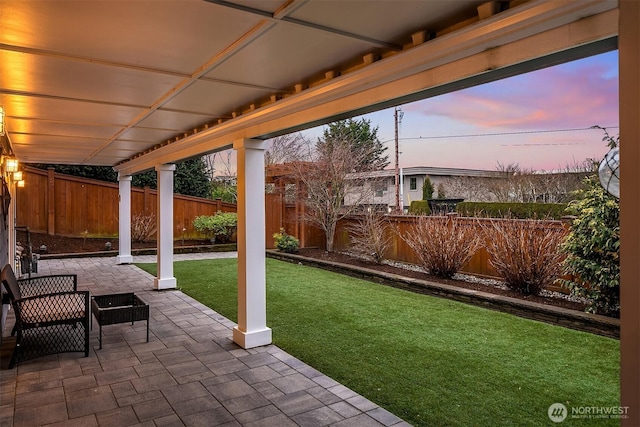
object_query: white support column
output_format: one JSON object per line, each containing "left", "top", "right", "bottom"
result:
{"left": 232, "top": 138, "right": 272, "bottom": 348}
{"left": 154, "top": 164, "right": 177, "bottom": 290}
{"left": 117, "top": 174, "right": 134, "bottom": 264}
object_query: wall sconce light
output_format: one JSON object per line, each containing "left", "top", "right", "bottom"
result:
{"left": 5, "top": 157, "right": 18, "bottom": 173}
{"left": 13, "top": 170, "right": 23, "bottom": 181}
{"left": 0, "top": 106, "right": 5, "bottom": 136}
{"left": 17, "top": 180, "right": 25, "bottom": 188}
{"left": 598, "top": 146, "right": 619, "bottom": 199}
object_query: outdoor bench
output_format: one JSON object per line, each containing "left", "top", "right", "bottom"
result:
{"left": 1, "top": 264, "right": 90, "bottom": 368}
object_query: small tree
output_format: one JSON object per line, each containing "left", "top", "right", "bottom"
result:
{"left": 558, "top": 128, "right": 619, "bottom": 316}
{"left": 436, "top": 183, "right": 446, "bottom": 199}
{"left": 422, "top": 177, "right": 434, "bottom": 200}
{"left": 294, "top": 136, "right": 381, "bottom": 252}
{"left": 347, "top": 209, "right": 392, "bottom": 264}
{"left": 559, "top": 176, "right": 619, "bottom": 316}
{"left": 402, "top": 217, "right": 481, "bottom": 278}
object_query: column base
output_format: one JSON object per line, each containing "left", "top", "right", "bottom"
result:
{"left": 233, "top": 326, "right": 272, "bottom": 349}
{"left": 117, "top": 254, "right": 134, "bottom": 264}
{"left": 154, "top": 277, "right": 177, "bottom": 290}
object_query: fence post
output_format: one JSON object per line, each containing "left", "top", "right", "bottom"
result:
{"left": 216, "top": 198, "right": 222, "bottom": 211}
{"left": 47, "top": 168, "right": 55, "bottom": 235}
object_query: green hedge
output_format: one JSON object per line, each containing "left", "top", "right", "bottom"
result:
{"left": 456, "top": 202, "right": 568, "bottom": 219}
{"left": 408, "top": 200, "right": 430, "bottom": 215}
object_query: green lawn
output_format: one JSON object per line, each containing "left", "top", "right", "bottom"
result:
{"left": 136, "top": 258, "right": 620, "bottom": 426}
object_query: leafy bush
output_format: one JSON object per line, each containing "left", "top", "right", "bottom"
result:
{"left": 273, "top": 228, "right": 300, "bottom": 253}
{"left": 482, "top": 219, "right": 567, "bottom": 295}
{"left": 131, "top": 213, "right": 156, "bottom": 243}
{"left": 559, "top": 176, "right": 619, "bottom": 316}
{"left": 408, "top": 200, "right": 430, "bottom": 215}
{"left": 347, "top": 210, "right": 392, "bottom": 264}
{"left": 193, "top": 211, "right": 237, "bottom": 243}
{"left": 402, "top": 217, "right": 481, "bottom": 278}
{"left": 456, "top": 202, "right": 567, "bottom": 219}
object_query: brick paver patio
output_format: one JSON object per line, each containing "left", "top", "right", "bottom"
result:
{"left": 0, "top": 253, "right": 408, "bottom": 427}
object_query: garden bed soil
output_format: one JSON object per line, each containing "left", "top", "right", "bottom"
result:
{"left": 295, "top": 248, "right": 587, "bottom": 313}
{"left": 16, "top": 230, "right": 209, "bottom": 255}
{"left": 17, "top": 231, "right": 587, "bottom": 313}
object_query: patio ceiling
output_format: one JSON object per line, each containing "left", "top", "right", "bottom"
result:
{"left": 0, "top": 0, "right": 617, "bottom": 175}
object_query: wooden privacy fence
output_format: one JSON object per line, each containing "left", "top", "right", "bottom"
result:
{"left": 267, "top": 202, "right": 569, "bottom": 285}
{"left": 16, "top": 167, "right": 236, "bottom": 238}
{"left": 332, "top": 215, "right": 568, "bottom": 280}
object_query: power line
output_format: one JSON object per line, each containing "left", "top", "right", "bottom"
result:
{"left": 397, "top": 125, "right": 619, "bottom": 142}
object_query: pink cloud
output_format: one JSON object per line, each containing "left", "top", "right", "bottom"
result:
{"left": 405, "top": 54, "right": 619, "bottom": 130}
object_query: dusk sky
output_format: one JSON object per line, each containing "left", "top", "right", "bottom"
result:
{"left": 301, "top": 49, "right": 619, "bottom": 172}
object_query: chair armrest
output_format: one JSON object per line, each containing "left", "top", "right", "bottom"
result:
{"left": 17, "top": 274, "right": 78, "bottom": 297}
{"left": 14, "top": 291, "right": 89, "bottom": 326}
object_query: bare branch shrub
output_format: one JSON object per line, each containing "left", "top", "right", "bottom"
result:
{"left": 481, "top": 219, "right": 567, "bottom": 295}
{"left": 293, "top": 141, "right": 379, "bottom": 252}
{"left": 131, "top": 213, "right": 156, "bottom": 243}
{"left": 347, "top": 210, "right": 392, "bottom": 264}
{"left": 402, "top": 217, "right": 481, "bottom": 278}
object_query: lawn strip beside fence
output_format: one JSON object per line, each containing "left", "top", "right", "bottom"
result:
{"left": 267, "top": 249, "right": 619, "bottom": 338}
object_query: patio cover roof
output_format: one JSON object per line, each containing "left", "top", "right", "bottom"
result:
{"left": 0, "top": 0, "right": 617, "bottom": 175}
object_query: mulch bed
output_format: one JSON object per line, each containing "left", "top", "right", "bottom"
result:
{"left": 295, "top": 248, "right": 587, "bottom": 312}
{"left": 16, "top": 230, "right": 208, "bottom": 255}
{"left": 16, "top": 231, "right": 587, "bottom": 313}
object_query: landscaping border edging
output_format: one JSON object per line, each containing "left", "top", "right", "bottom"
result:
{"left": 39, "top": 244, "right": 238, "bottom": 260}
{"left": 266, "top": 250, "right": 620, "bottom": 339}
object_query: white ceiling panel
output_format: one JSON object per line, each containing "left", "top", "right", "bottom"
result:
{"left": 205, "top": 22, "right": 372, "bottom": 89}
{"left": 118, "top": 128, "right": 185, "bottom": 144}
{"left": 136, "top": 110, "right": 217, "bottom": 134}
{"left": 0, "top": 0, "right": 262, "bottom": 74}
{"left": 288, "top": 1, "right": 485, "bottom": 42}
{"left": 0, "top": 94, "right": 145, "bottom": 126}
{"left": 8, "top": 118, "right": 121, "bottom": 140}
{"left": 0, "top": 50, "right": 184, "bottom": 107}
{"left": 163, "top": 80, "right": 272, "bottom": 116}
{"left": 10, "top": 133, "right": 105, "bottom": 150}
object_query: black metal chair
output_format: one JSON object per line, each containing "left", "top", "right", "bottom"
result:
{"left": 1, "top": 265, "right": 90, "bottom": 368}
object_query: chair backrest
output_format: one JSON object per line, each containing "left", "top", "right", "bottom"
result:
{"left": 1, "top": 264, "right": 22, "bottom": 301}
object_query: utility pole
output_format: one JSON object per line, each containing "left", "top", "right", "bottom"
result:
{"left": 394, "top": 107, "right": 403, "bottom": 213}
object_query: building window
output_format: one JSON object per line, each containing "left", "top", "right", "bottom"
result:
{"left": 410, "top": 177, "right": 417, "bottom": 191}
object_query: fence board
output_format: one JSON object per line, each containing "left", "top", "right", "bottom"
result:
{"left": 17, "top": 167, "right": 236, "bottom": 238}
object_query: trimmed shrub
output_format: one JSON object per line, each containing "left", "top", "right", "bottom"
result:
{"left": 193, "top": 211, "right": 237, "bottom": 243}
{"left": 422, "top": 177, "right": 434, "bottom": 200}
{"left": 482, "top": 219, "right": 567, "bottom": 295}
{"left": 402, "top": 217, "right": 481, "bottom": 278}
{"left": 456, "top": 202, "right": 567, "bottom": 219}
{"left": 408, "top": 200, "right": 430, "bottom": 215}
{"left": 559, "top": 176, "right": 619, "bottom": 316}
{"left": 347, "top": 210, "right": 392, "bottom": 264}
{"left": 273, "top": 228, "right": 300, "bottom": 253}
